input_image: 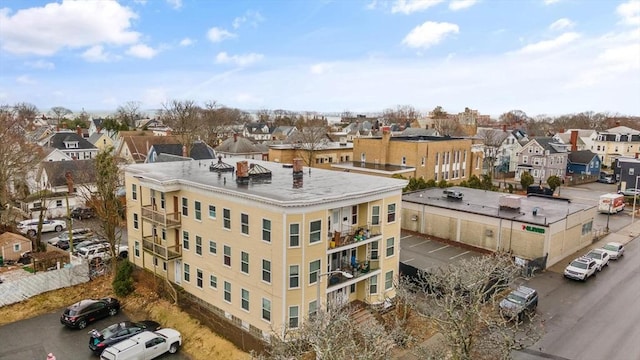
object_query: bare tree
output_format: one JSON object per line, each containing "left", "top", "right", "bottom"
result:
{"left": 478, "top": 129, "right": 506, "bottom": 178}
{"left": 115, "top": 101, "right": 143, "bottom": 128}
{"left": 201, "top": 101, "right": 250, "bottom": 146}
{"left": 382, "top": 105, "right": 420, "bottom": 127}
{"left": 256, "top": 108, "right": 272, "bottom": 123}
{"left": 159, "top": 100, "right": 203, "bottom": 155}
{"left": 49, "top": 106, "right": 72, "bottom": 125}
{"left": 288, "top": 123, "right": 330, "bottom": 168}
{"left": 14, "top": 102, "right": 39, "bottom": 127}
{"left": 401, "top": 253, "right": 543, "bottom": 360}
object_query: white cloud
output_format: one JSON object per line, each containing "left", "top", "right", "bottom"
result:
{"left": 232, "top": 10, "right": 265, "bottom": 29}
{"left": 518, "top": 32, "right": 581, "bottom": 53}
{"left": 549, "top": 18, "right": 575, "bottom": 31}
{"left": 82, "top": 45, "right": 112, "bottom": 62}
{"left": 142, "top": 87, "right": 168, "bottom": 107}
{"left": 215, "top": 52, "right": 264, "bottom": 66}
{"left": 16, "top": 75, "right": 36, "bottom": 85}
{"left": 234, "top": 93, "right": 263, "bottom": 104}
{"left": 366, "top": 0, "right": 378, "bottom": 10}
{"left": 179, "top": 38, "right": 194, "bottom": 46}
{"left": 617, "top": 0, "right": 640, "bottom": 26}
{"left": 402, "top": 21, "right": 459, "bottom": 49}
{"left": 207, "top": 27, "right": 236, "bottom": 43}
{"left": 310, "top": 63, "right": 333, "bottom": 74}
{"left": 449, "top": 0, "right": 478, "bottom": 11}
{"left": 392, "top": 0, "right": 444, "bottom": 14}
{"left": 126, "top": 44, "right": 158, "bottom": 59}
{"left": 166, "top": 0, "right": 183, "bottom": 9}
{"left": 0, "top": 0, "right": 139, "bottom": 56}
{"left": 543, "top": 0, "right": 560, "bottom": 5}
{"left": 26, "top": 60, "right": 55, "bottom": 70}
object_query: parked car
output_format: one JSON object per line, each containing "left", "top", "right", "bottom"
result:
{"left": 74, "top": 238, "right": 108, "bottom": 251}
{"left": 77, "top": 242, "right": 129, "bottom": 261}
{"left": 564, "top": 257, "right": 598, "bottom": 281}
{"left": 17, "top": 219, "right": 66, "bottom": 237}
{"left": 601, "top": 242, "right": 625, "bottom": 260}
{"left": 71, "top": 206, "right": 96, "bottom": 220}
{"left": 619, "top": 188, "right": 640, "bottom": 197}
{"left": 99, "top": 328, "right": 182, "bottom": 360}
{"left": 584, "top": 249, "right": 610, "bottom": 271}
{"left": 89, "top": 320, "right": 161, "bottom": 355}
{"left": 60, "top": 297, "right": 120, "bottom": 329}
{"left": 48, "top": 228, "right": 94, "bottom": 246}
{"left": 499, "top": 286, "right": 538, "bottom": 322}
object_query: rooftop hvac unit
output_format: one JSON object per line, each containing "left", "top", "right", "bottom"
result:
{"left": 499, "top": 195, "right": 521, "bottom": 209}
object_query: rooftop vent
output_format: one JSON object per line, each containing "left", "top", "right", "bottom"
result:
{"left": 210, "top": 156, "right": 234, "bottom": 173}
{"left": 499, "top": 195, "right": 521, "bottom": 210}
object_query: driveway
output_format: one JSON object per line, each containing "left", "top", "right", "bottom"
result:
{"left": 0, "top": 309, "right": 189, "bottom": 360}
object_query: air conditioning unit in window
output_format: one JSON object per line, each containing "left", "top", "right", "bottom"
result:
{"left": 485, "top": 229, "right": 493, "bottom": 237}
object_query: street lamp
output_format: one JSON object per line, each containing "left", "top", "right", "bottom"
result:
{"left": 606, "top": 200, "right": 611, "bottom": 233}
{"left": 316, "top": 270, "right": 353, "bottom": 313}
{"left": 632, "top": 175, "right": 640, "bottom": 225}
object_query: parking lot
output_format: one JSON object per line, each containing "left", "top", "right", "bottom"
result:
{"left": 400, "top": 232, "right": 482, "bottom": 272}
{"left": 0, "top": 309, "right": 188, "bottom": 360}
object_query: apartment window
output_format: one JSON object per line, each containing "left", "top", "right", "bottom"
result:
{"left": 195, "top": 236, "right": 202, "bottom": 255}
{"left": 262, "top": 259, "right": 271, "bottom": 283}
{"left": 289, "top": 223, "right": 300, "bottom": 247}
{"left": 401, "top": 156, "right": 406, "bottom": 166}
{"left": 134, "top": 241, "right": 140, "bottom": 257}
{"left": 289, "top": 265, "right": 299, "bottom": 288}
{"left": 195, "top": 201, "right": 201, "bottom": 221}
{"left": 361, "top": 153, "right": 365, "bottom": 162}
{"left": 163, "top": 261, "right": 167, "bottom": 272}
{"left": 181, "top": 197, "right": 188, "bottom": 217}
{"left": 221, "top": 245, "right": 232, "bottom": 267}
{"left": 387, "top": 203, "right": 396, "bottom": 223}
{"left": 435, "top": 153, "right": 439, "bottom": 165}
{"left": 160, "top": 193, "right": 165, "bottom": 209}
{"left": 241, "top": 213, "right": 249, "bottom": 235}
{"left": 262, "top": 298, "right": 271, "bottom": 322}
{"left": 132, "top": 184, "right": 137, "bottom": 200}
{"left": 56, "top": 199, "right": 63, "bottom": 207}
{"left": 421, "top": 157, "right": 425, "bottom": 166}
{"left": 385, "top": 270, "right": 394, "bottom": 290}
{"left": 223, "top": 209, "right": 231, "bottom": 229}
{"left": 241, "top": 289, "right": 250, "bottom": 311}
{"left": 208, "top": 205, "right": 216, "bottom": 218}
{"left": 183, "top": 263, "right": 190, "bottom": 282}
{"left": 182, "top": 231, "right": 189, "bottom": 250}
{"left": 210, "top": 274, "right": 218, "bottom": 289}
{"left": 630, "top": 168, "right": 635, "bottom": 176}
{"left": 371, "top": 241, "right": 379, "bottom": 260}
{"left": 582, "top": 221, "right": 593, "bottom": 235}
{"left": 133, "top": 213, "right": 139, "bottom": 229}
{"left": 309, "top": 300, "right": 318, "bottom": 316}
{"left": 161, "top": 228, "right": 166, "bottom": 241}
{"left": 224, "top": 281, "right": 231, "bottom": 302}
{"left": 372, "top": 206, "right": 380, "bottom": 225}
{"left": 241, "top": 252, "right": 249, "bottom": 274}
{"left": 289, "top": 306, "right": 299, "bottom": 329}
{"left": 386, "top": 237, "right": 395, "bottom": 257}
{"left": 309, "top": 260, "right": 320, "bottom": 284}
{"left": 309, "top": 220, "right": 321, "bottom": 243}
{"left": 196, "top": 269, "right": 203, "bottom": 288}
{"left": 262, "top": 219, "right": 271, "bottom": 242}
{"left": 209, "top": 241, "right": 217, "bottom": 254}
{"left": 370, "top": 274, "right": 378, "bottom": 294}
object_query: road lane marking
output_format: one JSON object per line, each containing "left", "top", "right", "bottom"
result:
{"left": 428, "top": 245, "right": 449, "bottom": 253}
{"left": 449, "top": 251, "right": 470, "bottom": 260}
{"left": 410, "top": 240, "right": 430, "bottom": 248}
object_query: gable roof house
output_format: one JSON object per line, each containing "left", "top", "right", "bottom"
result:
{"left": 45, "top": 130, "right": 98, "bottom": 160}
{"left": 113, "top": 131, "right": 179, "bottom": 164}
{"left": 0, "top": 232, "right": 32, "bottom": 262}
{"left": 515, "top": 138, "right": 568, "bottom": 184}
{"left": 146, "top": 141, "right": 216, "bottom": 163}
{"left": 270, "top": 126, "right": 298, "bottom": 141}
{"left": 552, "top": 129, "right": 597, "bottom": 152}
{"left": 567, "top": 150, "right": 601, "bottom": 177}
{"left": 87, "top": 132, "right": 114, "bottom": 152}
{"left": 215, "top": 134, "right": 269, "bottom": 160}
{"left": 593, "top": 126, "right": 640, "bottom": 167}
{"left": 613, "top": 156, "right": 640, "bottom": 192}
{"left": 242, "top": 123, "right": 271, "bottom": 142}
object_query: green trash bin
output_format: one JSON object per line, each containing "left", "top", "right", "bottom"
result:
{"left": 0, "top": 256, "right": 4, "bottom": 266}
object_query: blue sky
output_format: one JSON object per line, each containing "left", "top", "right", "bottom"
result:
{"left": 0, "top": 0, "right": 638, "bottom": 117}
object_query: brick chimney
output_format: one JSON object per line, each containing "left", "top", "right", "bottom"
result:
{"left": 65, "top": 171, "right": 74, "bottom": 194}
{"left": 233, "top": 133, "right": 238, "bottom": 142}
{"left": 502, "top": 124, "right": 507, "bottom": 132}
{"left": 570, "top": 130, "right": 578, "bottom": 152}
{"left": 236, "top": 160, "right": 249, "bottom": 185}
{"left": 76, "top": 125, "right": 82, "bottom": 136}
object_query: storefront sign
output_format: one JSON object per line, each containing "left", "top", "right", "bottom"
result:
{"left": 522, "top": 225, "right": 545, "bottom": 234}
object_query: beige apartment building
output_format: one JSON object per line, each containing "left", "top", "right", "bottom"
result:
{"left": 333, "top": 129, "right": 483, "bottom": 184}
{"left": 124, "top": 158, "right": 406, "bottom": 339}
{"left": 268, "top": 142, "right": 354, "bottom": 169}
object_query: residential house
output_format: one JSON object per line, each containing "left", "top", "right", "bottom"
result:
{"left": 42, "top": 148, "right": 73, "bottom": 162}
{"left": 333, "top": 128, "right": 483, "bottom": 183}
{"left": 0, "top": 232, "right": 32, "bottom": 262}
{"left": 243, "top": 123, "right": 272, "bottom": 143}
{"left": 125, "top": 158, "right": 406, "bottom": 339}
{"left": 613, "top": 156, "right": 640, "bottom": 191}
{"left": 552, "top": 129, "right": 597, "bottom": 152}
{"left": 270, "top": 126, "right": 298, "bottom": 141}
{"left": 26, "top": 125, "right": 55, "bottom": 146}
{"left": 113, "top": 131, "right": 179, "bottom": 164}
{"left": 344, "top": 121, "right": 375, "bottom": 142}
{"left": 593, "top": 126, "right": 640, "bottom": 167}
{"left": 88, "top": 132, "right": 114, "bottom": 152}
{"left": 146, "top": 141, "right": 216, "bottom": 163}
{"left": 45, "top": 129, "right": 98, "bottom": 160}
{"left": 515, "top": 138, "right": 568, "bottom": 184}
{"left": 88, "top": 117, "right": 104, "bottom": 137}
{"left": 269, "top": 141, "right": 354, "bottom": 169}
{"left": 567, "top": 150, "right": 601, "bottom": 176}
{"left": 215, "top": 134, "right": 269, "bottom": 160}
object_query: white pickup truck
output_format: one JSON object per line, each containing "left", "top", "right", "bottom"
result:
{"left": 100, "top": 328, "right": 182, "bottom": 360}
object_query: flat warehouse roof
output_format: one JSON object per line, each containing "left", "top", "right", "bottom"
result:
{"left": 403, "top": 187, "right": 595, "bottom": 226}
{"left": 125, "top": 158, "right": 407, "bottom": 205}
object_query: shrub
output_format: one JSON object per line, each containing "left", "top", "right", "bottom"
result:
{"left": 113, "top": 259, "right": 135, "bottom": 297}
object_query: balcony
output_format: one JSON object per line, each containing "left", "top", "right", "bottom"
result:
{"left": 141, "top": 205, "right": 181, "bottom": 228}
{"left": 142, "top": 236, "right": 182, "bottom": 260}
{"left": 325, "top": 260, "right": 381, "bottom": 291}
{"left": 327, "top": 224, "right": 382, "bottom": 254}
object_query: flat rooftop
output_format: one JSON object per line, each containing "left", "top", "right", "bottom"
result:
{"left": 403, "top": 187, "right": 596, "bottom": 226}
{"left": 125, "top": 158, "right": 407, "bottom": 207}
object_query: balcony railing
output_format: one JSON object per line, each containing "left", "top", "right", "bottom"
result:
{"left": 325, "top": 261, "right": 381, "bottom": 290}
{"left": 142, "top": 236, "right": 182, "bottom": 260}
{"left": 141, "top": 205, "right": 181, "bottom": 228}
{"left": 327, "top": 223, "right": 382, "bottom": 253}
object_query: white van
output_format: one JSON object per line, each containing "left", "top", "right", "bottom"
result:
{"left": 100, "top": 328, "right": 181, "bottom": 360}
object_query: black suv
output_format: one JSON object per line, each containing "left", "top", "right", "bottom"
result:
{"left": 89, "top": 320, "right": 161, "bottom": 355}
{"left": 60, "top": 297, "right": 120, "bottom": 329}
{"left": 499, "top": 286, "right": 538, "bottom": 322}
{"left": 71, "top": 207, "right": 96, "bottom": 220}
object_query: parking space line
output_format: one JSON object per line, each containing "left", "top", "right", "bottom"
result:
{"left": 449, "top": 251, "right": 470, "bottom": 260}
{"left": 401, "top": 235, "right": 413, "bottom": 240}
{"left": 428, "top": 245, "right": 449, "bottom": 253}
{"left": 403, "top": 258, "right": 415, "bottom": 263}
{"left": 409, "top": 240, "right": 430, "bottom": 248}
